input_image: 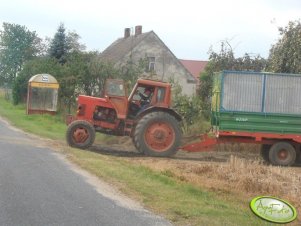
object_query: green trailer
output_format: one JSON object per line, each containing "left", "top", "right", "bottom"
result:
{"left": 181, "top": 71, "right": 301, "bottom": 166}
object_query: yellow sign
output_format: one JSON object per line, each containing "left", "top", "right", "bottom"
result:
{"left": 30, "top": 82, "right": 59, "bottom": 89}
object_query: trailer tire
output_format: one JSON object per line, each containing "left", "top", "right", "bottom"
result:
{"left": 66, "top": 120, "right": 95, "bottom": 149}
{"left": 296, "top": 147, "right": 301, "bottom": 163}
{"left": 269, "top": 142, "right": 296, "bottom": 166}
{"left": 260, "top": 144, "right": 271, "bottom": 163}
{"left": 133, "top": 112, "right": 181, "bottom": 157}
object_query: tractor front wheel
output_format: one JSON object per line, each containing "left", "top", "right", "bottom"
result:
{"left": 133, "top": 112, "right": 181, "bottom": 157}
{"left": 66, "top": 120, "right": 95, "bottom": 149}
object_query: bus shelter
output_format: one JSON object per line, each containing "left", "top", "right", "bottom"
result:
{"left": 27, "top": 74, "right": 59, "bottom": 115}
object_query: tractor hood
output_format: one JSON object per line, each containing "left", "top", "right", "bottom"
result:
{"left": 77, "top": 95, "right": 113, "bottom": 109}
{"left": 75, "top": 95, "right": 115, "bottom": 120}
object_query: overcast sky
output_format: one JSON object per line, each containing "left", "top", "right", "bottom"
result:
{"left": 0, "top": 0, "right": 300, "bottom": 60}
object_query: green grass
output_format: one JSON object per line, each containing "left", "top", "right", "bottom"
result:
{"left": 0, "top": 97, "right": 66, "bottom": 140}
{"left": 0, "top": 95, "right": 274, "bottom": 226}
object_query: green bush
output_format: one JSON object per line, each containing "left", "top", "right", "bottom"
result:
{"left": 170, "top": 78, "right": 209, "bottom": 135}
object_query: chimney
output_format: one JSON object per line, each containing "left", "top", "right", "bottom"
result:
{"left": 135, "top": 25, "right": 142, "bottom": 36}
{"left": 124, "top": 28, "right": 130, "bottom": 38}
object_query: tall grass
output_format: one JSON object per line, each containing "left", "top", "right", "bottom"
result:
{"left": 136, "top": 155, "right": 301, "bottom": 219}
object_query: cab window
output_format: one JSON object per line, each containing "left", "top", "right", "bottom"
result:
{"left": 106, "top": 80, "right": 125, "bottom": 96}
{"left": 157, "top": 87, "right": 166, "bottom": 102}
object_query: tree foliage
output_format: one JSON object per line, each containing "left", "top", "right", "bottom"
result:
{"left": 66, "top": 31, "right": 86, "bottom": 52}
{"left": 48, "top": 23, "right": 68, "bottom": 64}
{"left": 120, "top": 57, "right": 148, "bottom": 90}
{"left": 48, "top": 23, "right": 86, "bottom": 65}
{"left": 199, "top": 41, "right": 267, "bottom": 110}
{"left": 12, "top": 57, "right": 63, "bottom": 104}
{"left": 0, "top": 22, "right": 41, "bottom": 86}
{"left": 268, "top": 20, "right": 301, "bottom": 73}
{"left": 12, "top": 51, "right": 122, "bottom": 113}
{"left": 12, "top": 55, "right": 77, "bottom": 111}
{"left": 170, "top": 77, "right": 205, "bottom": 134}
{"left": 85, "top": 58, "right": 119, "bottom": 96}
{"left": 65, "top": 51, "right": 116, "bottom": 96}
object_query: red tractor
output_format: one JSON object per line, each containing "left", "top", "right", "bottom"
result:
{"left": 66, "top": 78, "right": 182, "bottom": 156}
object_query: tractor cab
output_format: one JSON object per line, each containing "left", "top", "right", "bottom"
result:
{"left": 103, "top": 78, "right": 172, "bottom": 120}
{"left": 128, "top": 79, "right": 172, "bottom": 118}
{"left": 104, "top": 79, "right": 128, "bottom": 119}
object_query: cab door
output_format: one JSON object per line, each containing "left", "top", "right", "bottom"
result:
{"left": 104, "top": 79, "right": 128, "bottom": 119}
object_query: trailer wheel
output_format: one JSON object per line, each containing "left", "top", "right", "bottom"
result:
{"left": 66, "top": 120, "right": 95, "bottom": 149}
{"left": 269, "top": 142, "right": 296, "bottom": 166}
{"left": 260, "top": 144, "right": 271, "bottom": 163}
{"left": 133, "top": 112, "right": 181, "bottom": 157}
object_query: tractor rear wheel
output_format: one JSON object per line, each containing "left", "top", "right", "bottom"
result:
{"left": 268, "top": 142, "right": 296, "bottom": 166}
{"left": 131, "top": 136, "right": 143, "bottom": 153}
{"left": 133, "top": 112, "right": 181, "bottom": 157}
{"left": 66, "top": 120, "right": 95, "bottom": 149}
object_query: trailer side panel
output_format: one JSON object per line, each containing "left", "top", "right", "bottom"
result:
{"left": 212, "top": 71, "right": 301, "bottom": 135}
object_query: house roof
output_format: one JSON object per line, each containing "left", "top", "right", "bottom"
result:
{"left": 101, "top": 30, "right": 197, "bottom": 83}
{"left": 179, "top": 59, "right": 208, "bottom": 80}
{"left": 101, "top": 31, "right": 152, "bottom": 62}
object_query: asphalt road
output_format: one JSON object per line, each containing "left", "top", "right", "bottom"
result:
{"left": 0, "top": 118, "right": 171, "bottom": 226}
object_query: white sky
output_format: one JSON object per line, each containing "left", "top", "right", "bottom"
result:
{"left": 0, "top": 0, "right": 300, "bottom": 60}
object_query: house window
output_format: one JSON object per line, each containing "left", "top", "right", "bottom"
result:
{"left": 147, "top": 57, "right": 155, "bottom": 72}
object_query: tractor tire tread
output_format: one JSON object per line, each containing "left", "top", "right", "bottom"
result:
{"left": 133, "top": 111, "right": 181, "bottom": 157}
{"left": 66, "top": 120, "right": 95, "bottom": 149}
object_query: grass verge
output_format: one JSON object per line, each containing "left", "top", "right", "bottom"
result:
{"left": 0, "top": 98, "right": 65, "bottom": 140}
{"left": 0, "top": 96, "right": 275, "bottom": 226}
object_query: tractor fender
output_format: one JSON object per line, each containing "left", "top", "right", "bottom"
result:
{"left": 136, "top": 106, "right": 182, "bottom": 122}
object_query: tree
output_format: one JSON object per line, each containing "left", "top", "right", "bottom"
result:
{"left": 64, "top": 51, "right": 94, "bottom": 97}
{"left": 85, "top": 57, "right": 119, "bottom": 96}
{"left": 268, "top": 20, "right": 301, "bottom": 73}
{"left": 48, "top": 23, "right": 85, "bottom": 64}
{"left": 199, "top": 41, "right": 267, "bottom": 114}
{"left": 12, "top": 55, "right": 77, "bottom": 113}
{"left": 12, "top": 57, "right": 63, "bottom": 105}
{"left": 66, "top": 31, "right": 86, "bottom": 52}
{"left": 64, "top": 51, "right": 115, "bottom": 97}
{"left": 48, "top": 23, "right": 68, "bottom": 64}
{"left": 120, "top": 57, "right": 148, "bottom": 90}
{"left": 0, "top": 22, "right": 41, "bottom": 86}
